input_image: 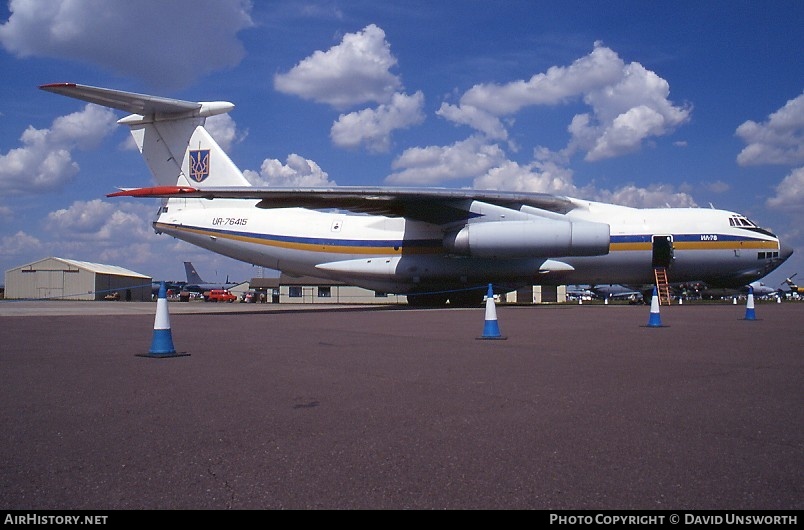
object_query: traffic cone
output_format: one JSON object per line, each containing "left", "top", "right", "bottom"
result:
{"left": 140, "top": 281, "right": 186, "bottom": 357}
{"left": 744, "top": 286, "right": 757, "bottom": 321}
{"left": 646, "top": 286, "right": 664, "bottom": 327}
{"left": 477, "top": 284, "right": 506, "bottom": 340}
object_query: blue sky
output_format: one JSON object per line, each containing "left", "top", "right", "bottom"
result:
{"left": 1, "top": 0, "right": 803, "bottom": 289}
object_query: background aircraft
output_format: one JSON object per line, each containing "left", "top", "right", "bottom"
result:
{"left": 182, "top": 262, "right": 238, "bottom": 293}
{"left": 781, "top": 274, "right": 804, "bottom": 298}
{"left": 590, "top": 284, "right": 644, "bottom": 303}
{"left": 566, "top": 285, "right": 596, "bottom": 301}
{"left": 566, "top": 284, "right": 644, "bottom": 303}
{"left": 150, "top": 280, "right": 186, "bottom": 297}
{"left": 695, "top": 280, "right": 781, "bottom": 300}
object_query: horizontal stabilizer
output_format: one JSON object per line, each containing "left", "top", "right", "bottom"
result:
{"left": 40, "top": 83, "right": 200, "bottom": 115}
{"left": 39, "top": 83, "right": 233, "bottom": 118}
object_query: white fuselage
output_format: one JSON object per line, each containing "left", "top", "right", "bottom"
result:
{"left": 154, "top": 197, "right": 786, "bottom": 294}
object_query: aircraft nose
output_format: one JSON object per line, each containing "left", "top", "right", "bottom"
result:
{"left": 780, "top": 243, "right": 794, "bottom": 261}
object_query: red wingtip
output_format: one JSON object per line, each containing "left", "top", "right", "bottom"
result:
{"left": 107, "top": 186, "right": 199, "bottom": 198}
{"left": 39, "top": 82, "right": 77, "bottom": 89}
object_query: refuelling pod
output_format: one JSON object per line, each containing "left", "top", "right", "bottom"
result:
{"left": 443, "top": 219, "right": 610, "bottom": 258}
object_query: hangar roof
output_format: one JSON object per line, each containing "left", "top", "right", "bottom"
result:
{"left": 11, "top": 257, "right": 150, "bottom": 279}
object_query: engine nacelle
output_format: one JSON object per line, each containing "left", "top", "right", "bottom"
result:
{"left": 443, "top": 219, "right": 610, "bottom": 258}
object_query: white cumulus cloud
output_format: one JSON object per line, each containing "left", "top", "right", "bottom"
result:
{"left": 0, "top": 0, "right": 253, "bottom": 90}
{"left": 436, "top": 103, "right": 508, "bottom": 141}
{"left": 243, "top": 154, "right": 336, "bottom": 187}
{"left": 767, "top": 166, "right": 804, "bottom": 210}
{"left": 34, "top": 199, "right": 184, "bottom": 269}
{"left": 596, "top": 184, "right": 697, "bottom": 208}
{"left": 440, "top": 42, "right": 691, "bottom": 161}
{"left": 459, "top": 43, "right": 624, "bottom": 114}
{"left": 736, "top": 92, "right": 804, "bottom": 166}
{"left": 472, "top": 159, "right": 582, "bottom": 197}
{"left": 44, "top": 199, "right": 153, "bottom": 242}
{"left": 388, "top": 134, "right": 696, "bottom": 208}
{"left": 275, "top": 24, "right": 424, "bottom": 153}
{"left": 469, "top": 152, "right": 695, "bottom": 208}
{"left": 274, "top": 24, "right": 402, "bottom": 109}
{"left": 386, "top": 137, "right": 507, "bottom": 185}
{"left": 331, "top": 91, "right": 425, "bottom": 152}
{"left": 205, "top": 113, "right": 247, "bottom": 153}
{"left": 0, "top": 230, "right": 43, "bottom": 257}
{"left": 0, "top": 104, "right": 117, "bottom": 194}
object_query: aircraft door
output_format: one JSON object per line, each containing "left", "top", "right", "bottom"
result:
{"left": 652, "top": 235, "right": 674, "bottom": 268}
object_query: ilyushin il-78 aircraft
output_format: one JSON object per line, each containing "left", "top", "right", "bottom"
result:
{"left": 40, "top": 83, "right": 793, "bottom": 306}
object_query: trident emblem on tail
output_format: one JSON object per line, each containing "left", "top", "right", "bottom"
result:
{"left": 189, "top": 149, "right": 210, "bottom": 182}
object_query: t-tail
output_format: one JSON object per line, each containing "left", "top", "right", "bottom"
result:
{"left": 39, "top": 83, "right": 251, "bottom": 188}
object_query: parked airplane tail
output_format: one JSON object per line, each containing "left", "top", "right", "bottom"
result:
{"left": 184, "top": 262, "right": 206, "bottom": 285}
{"left": 783, "top": 273, "right": 804, "bottom": 294}
{"left": 39, "top": 83, "right": 251, "bottom": 189}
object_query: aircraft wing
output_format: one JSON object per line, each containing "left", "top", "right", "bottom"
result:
{"left": 108, "top": 186, "right": 579, "bottom": 224}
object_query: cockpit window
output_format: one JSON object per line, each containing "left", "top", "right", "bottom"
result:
{"left": 729, "top": 215, "right": 777, "bottom": 237}
{"left": 729, "top": 215, "right": 756, "bottom": 228}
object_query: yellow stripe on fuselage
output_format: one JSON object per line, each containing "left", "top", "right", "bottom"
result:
{"left": 158, "top": 223, "right": 442, "bottom": 255}
{"left": 609, "top": 242, "right": 652, "bottom": 251}
{"left": 609, "top": 240, "right": 778, "bottom": 252}
{"left": 672, "top": 240, "right": 778, "bottom": 250}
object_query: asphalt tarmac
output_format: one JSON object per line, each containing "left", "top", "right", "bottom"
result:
{"left": 1, "top": 300, "right": 801, "bottom": 510}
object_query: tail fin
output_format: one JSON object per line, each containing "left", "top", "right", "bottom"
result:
{"left": 184, "top": 262, "right": 205, "bottom": 285}
{"left": 39, "top": 83, "right": 251, "bottom": 188}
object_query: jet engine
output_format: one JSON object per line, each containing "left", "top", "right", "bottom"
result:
{"left": 443, "top": 219, "right": 610, "bottom": 258}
